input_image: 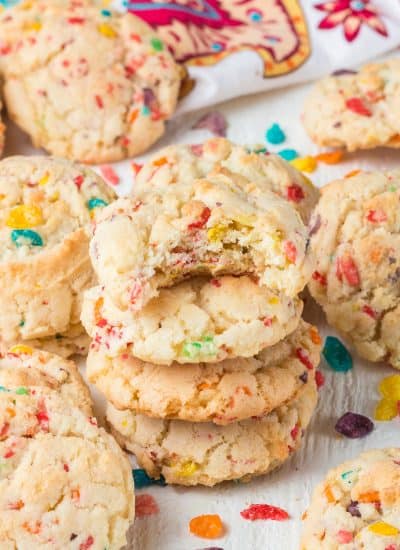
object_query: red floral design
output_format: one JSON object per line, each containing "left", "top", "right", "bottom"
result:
{"left": 315, "top": 1, "right": 388, "bottom": 42}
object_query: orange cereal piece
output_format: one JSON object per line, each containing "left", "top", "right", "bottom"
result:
{"left": 358, "top": 491, "right": 380, "bottom": 503}
{"left": 309, "top": 326, "right": 322, "bottom": 345}
{"left": 345, "top": 169, "right": 362, "bottom": 179}
{"left": 189, "top": 514, "right": 225, "bottom": 539}
{"left": 153, "top": 157, "right": 168, "bottom": 167}
{"left": 315, "top": 151, "right": 344, "bottom": 164}
{"left": 324, "top": 486, "right": 336, "bottom": 503}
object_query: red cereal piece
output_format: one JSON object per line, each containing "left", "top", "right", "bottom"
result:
{"left": 286, "top": 184, "right": 305, "bottom": 203}
{"left": 73, "top": 175, "right": 84, "bottom": 189}
{"left": 315, "top": 371, "right": 325, "bottom": 388}
{"left": 210, "top": 279, "right": 222, "bottom": 287}
{"left": 336, "top": 255, "right": 360, "bottom": 286}
{"left": 240, "top": 504, "right": 290, "bottom": 521}
{"left": 132, "top": 162, "right": 143, "bottom": 175}
{"left": 135, "top": 494, "right": 159, "bottom": 518}
{"left": 79, "top": 535, "right": 94, "bottom": 550}
{"left": 95, "top": 95, "right": 104, "bottom": 109}
{"left": 362, "top": 305, "right": 378, "bottom": 319}
{"left": 68, "top": 17, "right": 85, "bottom": 24}
{"left": 100, "top": 165, "right": 119, "bottom": 186}
{"left": 345, "top": 97, "right": 372, "bottom": 117}
{"left": 36, "top": 400, "right": 49, "bottom": 432}
{"left": 188, "top": 207, "right": 211, "bottom": 231}
{"left": 336, "top": 530, "right": 353, "bottom": 543}
{"left": 189, "top": 514, "right": 225, "bottom": 539}
{"left": 366, "top": 209, "right": 387, "bottom": 223}
{"left": 284, "top": 241, "right": 297, "bottom": 263}
{"left": 296, "top": 348, "right": 314, "bottom": 370}
{"left": 263, "top": 317, "right": 272, "bottom": 327}
{"left": 312, "top": 271, "right": 327, "bottom": 286}
{"left": 290, "top": 424, "right": 299, "bottom": 440}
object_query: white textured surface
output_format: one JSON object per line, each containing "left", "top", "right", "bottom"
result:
{"left": 4, "top": 59, "right": 400, "bottom": 550}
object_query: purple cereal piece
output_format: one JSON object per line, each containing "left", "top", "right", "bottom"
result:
{"left": 299, "top": 372, "right": 308, "bottom": 383}
{"left": 193, "top": 111, "right": 227, "bottom": 137}
{"left": 332, "top": 69, "right": 358, "bottom": 76}
{"left": 143, "top": 88, "right": 158, "bottom": 109}
{"left": 335, "top": 412, "right": 374, "bottom": 439}
{"left": 346, "top": 501, "right": 361, "bottom": 517}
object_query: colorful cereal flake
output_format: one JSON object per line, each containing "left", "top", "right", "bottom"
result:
{"left": 322, "top": 336, "right": 353, "bottom": 372}
{"left": 135, "top": 494, "right": 159, "bottom": 518}
{"left": 189, "top": 514, "right": 225, "bottom": 539}
{"left": 133, "top": 468, "right": 166, "bottom": 489}
{"left": 374, "top": 374, "right": 400, "bottom": 421}
{"left": 335, "top": 412, "right": 374, "bottom": 438}
{"left": 240, "top": 504, "right": 289, "bottom": 521}
{"left": 193, "top": 111, "right": 227, "bottom": 137}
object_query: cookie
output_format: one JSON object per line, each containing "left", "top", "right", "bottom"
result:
{"left": 23, "top": 323, "right": 90, "bottom": 358}
{"left": 133, "top": 137, "right": 319, "bottom": 224}
{"left": 0, "top": 387, "right": 134, "bottom": 549}
{"left": 91, "top": 172, "right": 313, "bottom": 312}
{"left": 0, "top": 1, "right": 182, "bottom": 163}
{"left": 107, "top": 381, "right": 318, "bottom": 486}
{"left": 308, "top": 170, "right": 400, "bottom": 368}
{"left": 301, "top": 448, "right": 400, "bottom": 549}
{"left": 82, "top": 277, "right": 303, "bottom": 365}
{"left": 303, "top": 59, "right": 400, "bottom": 152}
{"left": 0, "top": 343, "right": 92, "bottom": 415}
{"left": 0, "top": 156, "right": 115, "bottom": 345}
{"left": 88, "top": 319, "right": 320, "bottom": 424}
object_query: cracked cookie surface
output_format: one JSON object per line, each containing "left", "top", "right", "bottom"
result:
{"left": 301, "top": 448, "right": 400, "bottom": 550}
{"left": 0, "top": 156, "right": 115, "bottom": 344}
{"left": 0, "top": 387, "right": 134, "bottom": 550}
{"left": 0, "top": 1, "right": 182, "bottom": 163}
{"left": 91, "top": 170, "right": 314, "bottom": 312}
{"left": 82, "top": 277, "right": 303, "bottom": 365}
{"left": 308, "top": 170, "right": 400, "bottom": 368}
{"left": 107, "top": 381, "right": 318, "bottom": 486}
{"left": 87, "top": 319, "right": 320, "bottom": 424}
{"left": 303, "top": 59, "right": 400, "bottom": 152}
{"left": 133, "top": 137, "right": 319, "bottom": 224}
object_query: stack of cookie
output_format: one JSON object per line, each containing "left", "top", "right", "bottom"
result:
{"left": 0, "top": 156, "right": 115, "bottom": 357}
{"left": 83, "top": 138, "right": 322, "bottom": 486}
{"left": 0, "top": 344, "right": 134, "bottom": 548}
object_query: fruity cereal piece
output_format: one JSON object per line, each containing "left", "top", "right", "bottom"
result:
{"left": 374, "top": 374, "right": 400, "bottom": 421}
{"left": 335, "top": 412, "right": 374, "bottom": 439}
{"left": 189, "top": 515, "right": 225, "bottom": 539}
{"left": 240, "top": 503, "right": 290, "bottom": 521}
{"left": 322, "top": 337, "right": 353, "bottom": 372}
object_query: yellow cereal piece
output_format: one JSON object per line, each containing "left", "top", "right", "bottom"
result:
{"left": 375, "top": 399, "right": 398, "bottom": 421}
{"left": 38, "top": 173, "right": 50, "bottom": 186}
{"left": 9, "top": 345, "right": 34, "bottom": 355}
{"left": 178, "top": 461, "right": 199, "bottom": 477}
{"left": 379, "top": 374, "right": 400, "bottom": 400}
{"left": 23, "top": 21, "right": 42, "bottom": 32}
{"left": 368, "top": 521, "right": 399, "bottom": 536}
{"left": 207, "top": 224, "right": 228, "bottom": 242}
{"left": 49, "top": 192, "right": 60, "bottom": 203}
{"left": 290, "top": 156, "right": 317, "bottom": 173}
{"left": 268, "top": 296, "right": 279, "bottom": 305}
{"left": 6, "top": 204, "right": 43, "bottom": 229}
{"left": 98, "top": 22, "right": 117, "bottom": 38}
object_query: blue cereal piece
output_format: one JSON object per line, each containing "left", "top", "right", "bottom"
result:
{"left": 133, "top": 468, "right": 166, "bottom": 488}
{"left": 87, "top": 197, "right": 109, "bottom": 211}
{"left": 266, "top": 123, "right": 285, "bottom": 145}
{"left": 11, "top": 229, "right": 43, "bottom": 248}
{"left": 322, "top": 336, "right": 353, "bottom": 372}
{"left": 278, "top": 149, "right": 299, "bottom": 161}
